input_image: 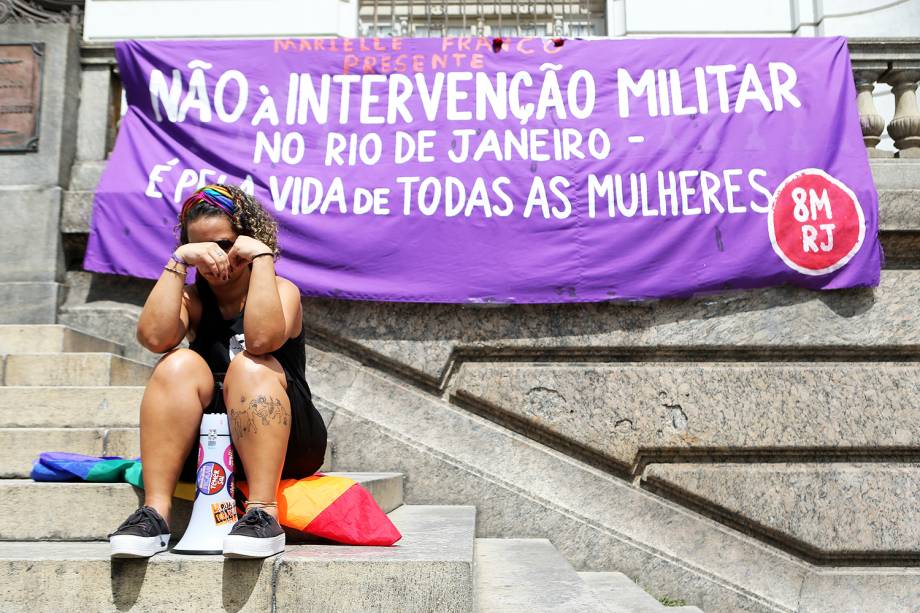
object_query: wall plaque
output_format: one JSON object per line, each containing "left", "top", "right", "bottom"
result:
{"left": 0, "top": 43, "right": 44, "bottom": 152}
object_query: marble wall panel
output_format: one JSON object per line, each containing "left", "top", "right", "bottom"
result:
{"left": 643, "top": 463, "right": 920, "bottom": 555}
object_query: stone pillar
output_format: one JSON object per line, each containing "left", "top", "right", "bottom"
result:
{"left": 882, "top": 65, "right": 920, "bottom": 158}
{"left": 0, "top": 24, "right": 80, "bottom": 323}
{"left": 74, "top": 62, "right": 115, "bottom": 163}
{"left": 606, "top": 0, "right": 627, "bottom": 37}
{"left": 852, "top": 64, "right": 891, "bottom": 158}
{"left": 63, "top": 47, "right": 117, "bottom": 234}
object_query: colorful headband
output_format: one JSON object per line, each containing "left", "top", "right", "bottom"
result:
{"left": 179, "top": 185, "right": 236, "bottom": 223}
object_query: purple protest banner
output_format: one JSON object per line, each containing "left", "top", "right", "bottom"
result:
{"left": 85, "top": 36, "right": 881, "bottom": 303}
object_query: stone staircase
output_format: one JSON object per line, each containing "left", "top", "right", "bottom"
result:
{"left": 0, "top": 325, "right": 699, "bottom": 612}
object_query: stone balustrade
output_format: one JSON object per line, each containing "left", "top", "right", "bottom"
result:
{"left": 850, "top": 38, "right": 920, "bottom": 158}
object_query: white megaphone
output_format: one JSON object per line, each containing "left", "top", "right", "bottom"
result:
{"left": 172, "top": 412, "right": 238, "bottom": 554}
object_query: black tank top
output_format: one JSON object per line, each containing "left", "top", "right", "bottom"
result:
{"left": 189, "top": 275, "right": 310, "bottom": 405}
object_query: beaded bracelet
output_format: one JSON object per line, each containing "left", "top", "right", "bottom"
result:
{"left": 163, "top": 264, "right": 186, "bottom": 277}
{"left": 245, "top": 500, "right": 277, "bottom": 508}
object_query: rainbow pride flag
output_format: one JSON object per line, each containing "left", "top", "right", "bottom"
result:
{"left": 31, "top": 452, "right": 401, "bottom": 546}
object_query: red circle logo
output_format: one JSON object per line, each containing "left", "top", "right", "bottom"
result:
{"left": 768, "top": 169, "right": 865, "bottom": 275}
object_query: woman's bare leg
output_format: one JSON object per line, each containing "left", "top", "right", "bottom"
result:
{"left": 223, "top": 351, "right": 290, "bottom": 520}
{"left": 140, "top": 348, "right": 214, "bottom": 526}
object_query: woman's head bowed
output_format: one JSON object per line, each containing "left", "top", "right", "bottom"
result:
{"left": 177, "top": 184, "right": 280, "bottom": 257}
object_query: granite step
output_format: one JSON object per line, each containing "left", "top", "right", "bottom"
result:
{"left": 0, "top": 386, "right": 144, "bottom": 428}
{"left": 0, "top": 427, "right": 137, "bottom": 478}
{"left": 310, "top": 346, "right": 805, "bottom": 612}
{"left": 1, "top": 353, "right": 152, "bottom": 386}
{"left": 0, "top": 386, "right": 334, "bottom": 429}
{"left": 0, "top": 471, "right": 400, "bottom": 540}
{"left": 0, "top": 325, "right": 123, "bottom": 356}
{"left": 475, "top": 538, "right": 608, "bottom": 612}
{"left": 871, "top": 159, "right": 920, "bottom": 190}
{"left": 58, "top": 303, "right": 160, "bottom": 365}
{"left": 0, "top": 504, "right": 475, "bottom": 613}
{"left": 578, "top": 571, "right": 701, "bottom": 612}
{"left": 878, "top": 189, "right": 920, "bottom": 231}
{"left": 0, "top": 427, "right": 332, "bottom": 478}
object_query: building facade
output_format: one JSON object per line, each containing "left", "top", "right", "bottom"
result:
{"left": 2, "top": 2, "right": 919, "bottom": 611}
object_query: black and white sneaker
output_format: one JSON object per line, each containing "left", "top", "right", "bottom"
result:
{"left": 222, "top": 508, "right": 285, "bottom": 558}
{"left": 108, "top": 506, "right": 171, "bottom": 558}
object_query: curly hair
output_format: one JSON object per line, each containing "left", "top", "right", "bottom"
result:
{"left": 177, "top": 184, "right": 280, "bottom": 258}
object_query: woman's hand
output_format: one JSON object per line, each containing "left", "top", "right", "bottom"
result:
{"left": 226, "top": 236, "right": 272, "bottom": 269}
{"left": 175, "top": 242, "right": 231, "bottom": 280}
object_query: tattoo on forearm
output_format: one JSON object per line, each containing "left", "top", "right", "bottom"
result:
{"left": 229, "top": 394, "right": 289, "bottom": 440}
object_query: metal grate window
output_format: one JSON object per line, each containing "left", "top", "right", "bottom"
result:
{"left": 358, "top": 1, "right": 607, "bottom": 38}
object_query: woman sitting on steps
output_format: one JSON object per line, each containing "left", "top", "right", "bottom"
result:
{"left": 108, "top": 184, "right": 327, "bottom": 559}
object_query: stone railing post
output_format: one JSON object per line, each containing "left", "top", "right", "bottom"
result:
{"left": 882, "top": 65, "right": 920, "bottom": 158}
{"left": 852, "top": 63, "right": 890, "bottom": 157}
{"left": 848, "top": 39, "right": 920, "bottom": 158}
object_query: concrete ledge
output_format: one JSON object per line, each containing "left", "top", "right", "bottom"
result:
{"left": 0, "top": 283, "right": 62, "bottom": 325}
{"left": 302, "top": 269, "right": 920, "bottom": 384}
{"left": 0, "top": 504, "right": 476, "bottom": 613}
{"left": 0, "top": 187, "right": 64, "bottom": 284}
{"left": 475, "top": 538, "right": 608, "bottom": 612}
{"left": 320, "top": 471, "right": 403, "bottom": 514}
{"left": 2, "top": 353, "right": 152, "bottom": 386}
{"left": 798, "top": 568, "right": 920, "bottom": 613}
{"left": 877, "top": 189, "right": 920, "bottom": 231}
{"left": 0, "top": 384, "right": 335, "bottom": 429}
{"left": 879, "top": 233, "right": 920, "bottom": 266}
{"left": 307, "top": 346, "right": 810, "bottom": 613}
{"left": 0, "top": 387, "right": 144, "bottom": 428}
{"left": 579, "top": 571, "right": 672, "bottom": 613}
{"left": 0, "top": 542, "right": 275, "bottom": 612}
{"left": 451, "top": 362, "right": 920, "bottom": 467}
{"left": 61, "top": 189, "right": 95, "bottom": 234}
{"left": 642, "top": 463, "right": 920, "bottom": 557}
{"left": 68, "top": 161, "right": 107, "bottom": 192}
{"left": 0, "top": 325, "right": 122, "bottom": 355}
{"left": 58, "top": 302, "right": 159, "bottom": 365}
{"left": 276, "top": 505, "right": 474, "bottom": 612}
{"left": 0, "top": 427, "right": 135, "bottom": 478}
{"left": 0, "top": 426, "right": 333, "bottom": 478}
{"left": 0, "top": 472, "right": 402, "bottom": 540}
{"left": 871, "top": 159, "right": 920, "bottom": 190}
{"left": 314, "top": 362, "right": 920, "bottom": 612}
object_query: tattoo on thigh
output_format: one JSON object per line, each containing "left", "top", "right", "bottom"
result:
{"left": 230, "top": 394, "right": 288, "bottom": 440}
{"left": 250, "top": 394, "right": 288, "bottom": 427}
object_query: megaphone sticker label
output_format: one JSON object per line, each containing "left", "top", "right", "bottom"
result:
{"left": 211, "top": 500, "right": 237, "bottom": 526}
{"left": 197, "top": 443, "right": 203, "bottom": 467}
{"left": 227, "top": 473, "right": 235, "bottom": 497}
{"left": 196, "top": 461, "right": 227, "bottom": 495}
{"left": 224, "top": 445, "right": 234, "bottom": 470}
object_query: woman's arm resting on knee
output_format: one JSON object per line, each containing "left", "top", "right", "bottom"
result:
{"left": 231, "top": 237, "right": 302, "bottom": 355}
{"left": 136, "top": 250, "right": 202, "bottom": 353}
